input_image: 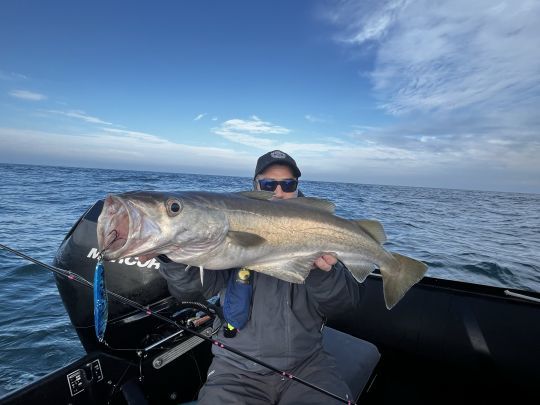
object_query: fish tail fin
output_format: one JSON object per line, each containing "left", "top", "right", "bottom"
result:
{"left": 380, "top": 253, "right": 428, "bottom": 309}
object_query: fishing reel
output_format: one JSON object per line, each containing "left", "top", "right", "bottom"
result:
{"left": 138, "top": 298, "right": 220, "bottom": 352}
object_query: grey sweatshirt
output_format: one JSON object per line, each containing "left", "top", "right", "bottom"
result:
{"left": 159, "top": 260, "right": 362, "bottom": 373}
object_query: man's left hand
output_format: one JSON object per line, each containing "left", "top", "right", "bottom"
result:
{"left": 314, "top": 254, "right": 337, "bottom": 272}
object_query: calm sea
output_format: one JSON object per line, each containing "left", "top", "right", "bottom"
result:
{"left": 0, "top": 163, "right": 539, "bottom": 396}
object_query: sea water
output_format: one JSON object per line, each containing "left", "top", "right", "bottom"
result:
{"left": 0, "top": 163, "right": 539, "bottom": 395}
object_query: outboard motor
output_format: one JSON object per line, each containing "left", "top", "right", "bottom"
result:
{"left": 53, "top": 200, "right": 177, "bottom": 353}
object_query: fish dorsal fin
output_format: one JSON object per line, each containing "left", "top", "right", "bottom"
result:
{"left": 227, "top": 231, "right": 266, "bottom": 247}
{"left": 237, "top": 191, "right": 275, "bottom": 200}
{"left": 354, "top": 219, "right": 387, "bottom": 244}
{"left": 280, "top": 197, "right": 335, "bottom": 213}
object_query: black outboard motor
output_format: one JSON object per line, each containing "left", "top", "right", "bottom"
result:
{"left": 53, "top": 200, "right": 174, "bottom": 353}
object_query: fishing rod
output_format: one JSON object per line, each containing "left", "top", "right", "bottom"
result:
{"left": 0, "top": 243, "right": 356, "bottom": 405}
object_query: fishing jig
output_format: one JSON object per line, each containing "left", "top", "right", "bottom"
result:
{"left": 94, "top": 258, "right": 108, "bottom": 342}
{"left": 93, "top": 229, "right": 122, "bottom": 343}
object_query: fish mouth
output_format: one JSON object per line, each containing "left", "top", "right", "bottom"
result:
{"left": 99, "top": 195, "right": 130, "bottom": 259}
{"left": 98, "top": 194, "right": 166, "bottom": 261}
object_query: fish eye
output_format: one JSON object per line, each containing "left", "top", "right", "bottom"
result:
{"left": 166, "top": 199, "right": 182, "bottom": 216}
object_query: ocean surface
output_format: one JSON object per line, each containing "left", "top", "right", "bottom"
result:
{"left": 0, "top": 162, "right": 539, "bottom": 396}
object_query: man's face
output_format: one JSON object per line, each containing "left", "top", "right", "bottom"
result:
{"left": 256, "top": 164, "right": 298, "bottom": 200}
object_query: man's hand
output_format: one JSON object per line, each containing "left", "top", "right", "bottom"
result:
{"left": 314, "top": 254, "right": 337, "bottom": 272}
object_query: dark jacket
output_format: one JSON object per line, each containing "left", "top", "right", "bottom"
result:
{"left": 159, "top": 259, "right": 362, "bottom": 373}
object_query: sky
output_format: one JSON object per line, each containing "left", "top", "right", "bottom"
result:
{"left": 1, "top": 0, "right": 539, "bottom": 193}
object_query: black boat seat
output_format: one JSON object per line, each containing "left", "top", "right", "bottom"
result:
{"left": 180, "top": 327, "right": 379, "bottom": 404}
{"left": 322, "top": 326, "right": 380, "bottom": 400}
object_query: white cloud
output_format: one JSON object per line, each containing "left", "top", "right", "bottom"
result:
{"left": 305, "top": 114, "right": 326, "bottom": 123}
{"left": 102, "top": 127, "right": 169, "bottom": 143}
{"left": 0, "top": 125, "right": 419, "bottom": 170}
{"left": 216, "top": 132, "right": 277, "bottom": 150}
{"left": 215, "top": 117, "right": 290, "bottom": 136}
{"left": 0, "top": 126, "right": 255, "bottom": 175}
{"left": 45, "top": 109, "right": 113, "bottom": 125}
{"left": 325, "top": 0, "right": 540, "bottom": 116}
{"left": 9, "top": 89, "right": 47, "bottom": 101}
{"left": 316, "top": 0, "right": 540, "bottom": 192}
{"left": 0, "top": 71, "right": 28, "bottom": 81}
{"left": 329, "top": 0, "right": 408, "bottom": 46}
{"left": 212, "top": 116, "right": 293, "bottom": 150}
{"left": 1, "top": 124, "right": 538, "bottom": 192}
{"left": 194, "top": 113, "right": 207, "bottom": 121}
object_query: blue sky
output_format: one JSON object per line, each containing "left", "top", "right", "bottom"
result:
{"left": 1, "top": 0, "right": 539, "bottom": 193}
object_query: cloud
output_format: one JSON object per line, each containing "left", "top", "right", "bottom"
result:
{"left": 194, "top": 113, "right": 207, "bottom": 121}
{"left": 0, "top": 125, "right": 418, "bottom": 171}
{"left": 214, "top": 131, "right": 277, "bottom": 150}
{"left": 215, "top": 117, "right": 290, "bottom": 136}
{"left": 102, "top": 127, "right": 169, "bottom": 143}
{"left": 1, "top": 123, "right": 538, "bottom": 192}
{"left": 9, "top": 89, "right": 47, "bottom": 101}
{"left": 325, "top": 0, "right": 407, "bottom": 46}
{"left": 324, "top": 0, "right": 540, "bottom": 116}
{"left": 348, "top": 116, "right": 540, "bottom": 170}
{"left": 213, "top": 116, "right": 292, "bottom": 149}
{"left": 45, "top": 109, "right": 114, "bottom": 125}
{"left": 0, "top": 71, "right": 28, "bottom": 81}
{"left": 0, "top": 126, "right": 256, "bottom": 175}
{"left": 305, "top": 114, "right": 326, "bottom": 123}
{"left": 316, "top": 0, "right": 540, "bottom": 192}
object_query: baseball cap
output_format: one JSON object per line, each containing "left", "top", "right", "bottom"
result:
{"left": 254, "top": 150, "right": 301, "bottom": 179}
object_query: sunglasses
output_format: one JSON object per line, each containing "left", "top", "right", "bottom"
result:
{"left": 257, "top": 178, "right": 298, "bottom": 192}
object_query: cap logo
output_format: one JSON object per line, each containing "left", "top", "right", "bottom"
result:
{"left": 270, "top": 150, "right": 287, "bottom": 159}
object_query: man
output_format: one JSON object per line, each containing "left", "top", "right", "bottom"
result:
{"left": 159, "top": 150, "right": 361, "bottom": 404}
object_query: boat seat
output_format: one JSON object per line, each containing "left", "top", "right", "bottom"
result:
{"left": 322, "top": 326, "right": 380, "bottom": 400}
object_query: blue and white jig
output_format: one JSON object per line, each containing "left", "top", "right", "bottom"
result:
{"left": 93, "top": 257, "right": 108, "bottom": 343}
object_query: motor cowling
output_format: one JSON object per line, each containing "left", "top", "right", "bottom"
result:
{"left": 53, "top": 200, "right": 172, "bottom": 352}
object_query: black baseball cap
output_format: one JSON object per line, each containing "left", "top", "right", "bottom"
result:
{"left": 254, "top": 150, "right": 301, "bottom": 179}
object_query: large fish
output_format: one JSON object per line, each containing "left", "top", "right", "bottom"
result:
{"left": 97, "top": 191, "right": 428, "bottom": 309}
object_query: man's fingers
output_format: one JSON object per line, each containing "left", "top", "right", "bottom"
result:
{"left": 314, "top": 256, "right": 333, "bottom": 272}
{"left": 322, "top": 254, "right": 337, "bottom": 266}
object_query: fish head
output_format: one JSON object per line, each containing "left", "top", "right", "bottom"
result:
{"left": 96, "top": 191, "right": 229, "bottom": 262}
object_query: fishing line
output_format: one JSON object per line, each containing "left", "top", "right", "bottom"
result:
{"left": 0, "top": 243, "right": 356, "bottom": 405}
{"left": 106, "top": 362, "right": 133, "bottom": 405}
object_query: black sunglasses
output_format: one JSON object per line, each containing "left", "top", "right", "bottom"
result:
{"left": 258, "top": 178, "right": 298, "bottom": 193}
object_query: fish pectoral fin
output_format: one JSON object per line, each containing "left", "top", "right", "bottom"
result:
{"left": 353, "top": 219, "right": 387, "bottom": 244}
{"left": 280, "top": 197, "right": 335, "bottom": 213}
{"left": 227, "top": 231, "right": 266, "bottom": 247}
{"left": 249, "top": 252, "right": 327, "bottom": 284}
{"left": 237, "top": 191, "right": 275, "bottom": 200}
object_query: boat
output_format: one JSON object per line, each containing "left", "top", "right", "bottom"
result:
{"left": 1, "top": 199, "right": 539, "bottom": 404}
